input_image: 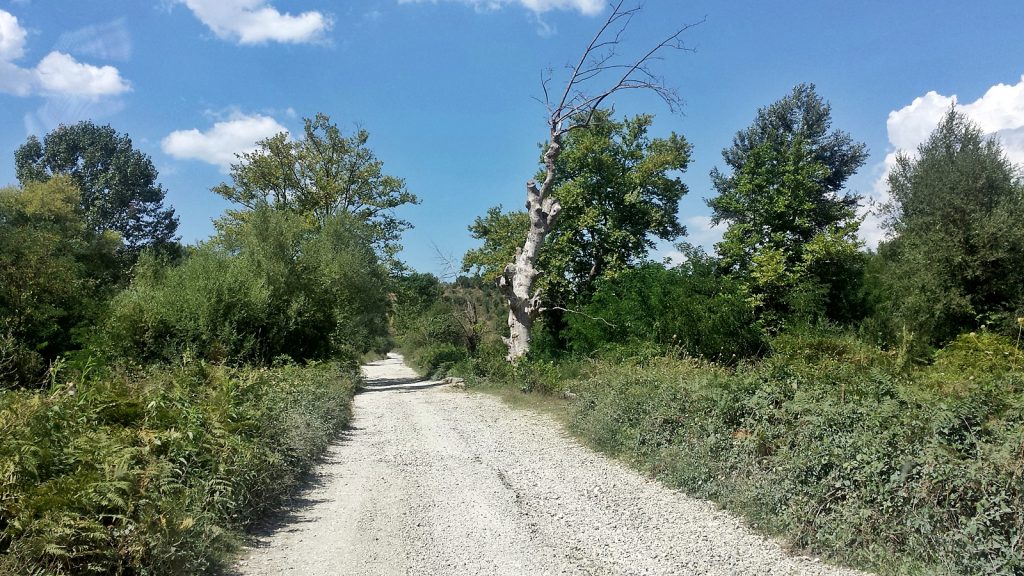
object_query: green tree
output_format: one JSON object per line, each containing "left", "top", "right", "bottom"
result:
{"left": 708, "top": 84, "right": 867, "bottom": 327}
{"left": 213, "top": 113, "right": 418, "bottom": 263}
{"left": 14, "top": 122, "right": 178, "bottom": 259}
{"left": 875, "top": 108, "right": 1024, "bottom": 344}
{"left": 0, "top": 177, "right": 121, "bottom": 387}
{"left": 105, "top": 207, "right": 390, "bottom": 365}
{"left": 464, "top": 111, "right": 691, "bottom": 312}
{"left": 565, "top": 247, "right": 764, "bottom": 360}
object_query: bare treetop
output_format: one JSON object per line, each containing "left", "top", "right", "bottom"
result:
{"left": 499, "top": 1, "right": 700, "bottom": 361}
{"left": 541, "top": 0, "right": 703, "bottom": 137}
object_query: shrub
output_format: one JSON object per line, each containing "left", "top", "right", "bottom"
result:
{"left": 409, "top": 343, "right": 468, "bottom": 379}
{"left": 103, "top": 208, "right": 389, "bottom": 365}
{"left": 0, "top": 359, "right": 357, "bottom": 575}
{"left": 0, "top": 178, "right": 121, "bottom": 388}
{"left": 565, "top": 330, "right": 1024, "bottom": 575}
{"left": 565, "top": 256, "right": 765, "bottom": 361}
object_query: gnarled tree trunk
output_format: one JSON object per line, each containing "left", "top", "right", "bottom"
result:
{"left": 499, "top": 139, "right": 562, "bottom": 362}
{"left": 497, "top": 1, "right": 696, "bottom": 362}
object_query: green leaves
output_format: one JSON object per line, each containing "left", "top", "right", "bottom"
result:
{"left": 215, "top": 113, "right": 419, "bottom": 266}
{"left": 104, "top": 207, "right": 390, "bottom": 365}
{"left": 0, "top": 178, "right": 122, "bottom": 388}
{"left": 709, "top": 86, "right": 867, "bottom": 328}
{"left": 875, "top": 109, "right": 1024, "bottom": 345}
{"left": 14, "top": 122, "right": 178, "bottom": 260}
{"left": 464, "top": 111, "right": 691, "bottom": 312}
{"left": 0, "top": 361, "right": 358, "bottom": 575}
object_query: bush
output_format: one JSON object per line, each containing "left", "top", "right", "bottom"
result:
{"left": 565, "top": 257, "right": 765, "bottom": 362}
{"left": 103, "top": 208, "right": 389, "bottom": 365}
{"left": 0, "top": 178, "right": 121, "bottom": 388}
{"left": 565, "top": 330, "right": 1024, "bottom": 575}
{"left": 0, "top": 359, "right": 357, "bottom": 575}
{"left": 409, "top": 343, "right": 468, "bottom": 379}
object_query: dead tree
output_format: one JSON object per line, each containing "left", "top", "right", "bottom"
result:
{"left": 498, "top": 1, "right": 700, "bottom": 361}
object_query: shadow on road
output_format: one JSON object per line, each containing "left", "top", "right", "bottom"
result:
{"left": 358, "top": 377, "right": 448, "bottom": 394}
{"left": 225, "top": 428, "right": 361, "bottom": 574}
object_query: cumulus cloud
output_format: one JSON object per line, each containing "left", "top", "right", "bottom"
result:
{"left": 398, "top": 0, "right": 604, "bottom": 15}
{"left": 34, "top": 51, "right": 130, "bottom": 96}
{"left": 0, "top": 60, "right": 34, "bottom": 96}
{"left": 177, "top": 0, "right": 331, "bottom": 44}
{"left": 862, "top": 75, "right": 1024, "bottom": 248}
{"left": 0, "top": 9, "right": 131, "bottom": 99}
{"left": 0, "top": 9, "right": 27, "bottom": 60}
{"left": 161, "top": 113, "right": 289, "bottom": 172}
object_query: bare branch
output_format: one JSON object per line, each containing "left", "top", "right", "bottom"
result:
{"left": 546, "top": 306, "right": 617, "bottom": 328}
{"left": 545, "top": 3, "right": 704, "bottom": 139}
{"left": 502, "top": 1, "right": 699, "bottom": 361}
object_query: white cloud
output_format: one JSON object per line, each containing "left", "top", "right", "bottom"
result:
{"left": 177, "top": 0, "right": 331, "bottom": 44}
{"left": 161, "top": 113, "right": 288, "bottom": 172}
{"left": 862, "top": 74, "right": 1024, "bottom": 248}
{"left": 55, "top": 19, "right": 132, "bottom": 61}
{"left": 0, "top": 9, "right": 27, "bottom": 60}
{"left": 0, "top": 59, "right": 34, "bottom": 96}
{"left": 683, "top": 215, "right": 724, "bottom": 249}
{"left": 0, "top": 9, "right": 131, "bottom": 100}
{"left": 35, "top": 51, "right": 130, "bottom": 96}
{"left": 398, "top": 0, "right": 604, "bottom": 15}
{"left": 658, "top": 215, "right": 723, "bottom": 267}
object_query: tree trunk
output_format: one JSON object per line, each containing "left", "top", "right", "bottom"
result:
{"left": 496, "top": 1, "right": 694, "bottom": 362}
{"left": 499, "top": 140, "right": 562, "bottom": 362}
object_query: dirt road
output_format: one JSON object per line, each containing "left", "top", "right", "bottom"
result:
{"left": 234, "top": 354, "right": 866, "bottom": 576}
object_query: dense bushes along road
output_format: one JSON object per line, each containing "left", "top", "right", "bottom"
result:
{"left": 0, "top": 361, "right": 358, "bottom": 574}
{"left": 438, "top": 329, "right": 1024, "bottom": 576}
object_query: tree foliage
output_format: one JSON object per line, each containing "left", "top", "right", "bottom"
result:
{"left": 0, "top": 177, "right": 121, "bottom": 387}
{"left": 104, "top": 207, "right": 389, "bottom": 365}
{"left": 874, "top": 109, "right": 1024, "bottom": 344}
{"left": 709, "top": 84, "right": 867, "bottom": 326}
{"left": 14, "top": 122, "right": 178, "bottom": 259}
{"left": 465, "top": 111, "right": 691, "bottom": 308}
{"left": 565, "top": 248, "right": 764, "bottom": 360}
{"left": 213, "top": 113, "right": 418, "bottom": 263}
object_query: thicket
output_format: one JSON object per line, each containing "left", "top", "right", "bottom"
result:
{"left": 2, "top": 115, "right": 404, "bottom": 572}
{"left": 0, "top": 361, "right": 357, "bottom": 575}
{"left": 567, "top": 329, "right": 1024, "bottom": 575}
{"left": 0, "top": 177, "right": 122, "bottom": 389}
{"left": 412, "top": 104, "right": 1024, "bottom": 575}
{"left": 564, "top": 250, "right": 764, "bottom": 361}
{"left": 103, "top": 207, "right": 390, "bottom": 366}
{"left": 392, "top": 273, "right": 505, "bottom": 378}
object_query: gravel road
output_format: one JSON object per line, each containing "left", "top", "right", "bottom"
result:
{"left": 234, "top": 354, "right": 867, "bottom": 576}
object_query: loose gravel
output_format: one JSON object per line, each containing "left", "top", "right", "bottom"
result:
{"left": 234, "top": 354, "right": 869, "bottom": 576}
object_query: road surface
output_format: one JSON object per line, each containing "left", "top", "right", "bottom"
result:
{"left": 234, "top": 354, "right": 866, "bottom": 576}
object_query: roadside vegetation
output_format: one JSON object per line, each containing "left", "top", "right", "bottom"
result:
{"left": 3, "top": 41, "right": 1022, "bottom": 576}
{"left": 395, "top": 94, "right": 1024, "bottom": 575}
{"left": 1, "top": 116, "right": 407, "bottom": 574}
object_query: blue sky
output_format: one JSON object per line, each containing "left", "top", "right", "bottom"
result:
{"left": 1, "top": 1, "right": 1023, "bottom": 276}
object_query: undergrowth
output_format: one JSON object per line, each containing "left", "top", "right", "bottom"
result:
{"left": 471, "top": 330, "right": 1024, "bottom": 575}
{"left": 0, "top": 359, "right": 357, "bottom": 575}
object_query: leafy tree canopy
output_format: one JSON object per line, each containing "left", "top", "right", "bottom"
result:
{"left": 464, "top": 111, "right": 691, "bottom": 307}
{"left": 708, "top": 84, "right": 867, "bottom": 326}
{"left": 875, "top": 108, "right": 1024, "bottom": 344}
{"left": 712, "top": 83, "right": 867, "bottom": 198}
{"left": 1, "top": 176, "right": 121, "bottom": 386}
{"left": 14, "top": 121, "right": 178, "bottom": 258}
{"left": 213, "top": 113, "right": 419, "bottom": 263}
